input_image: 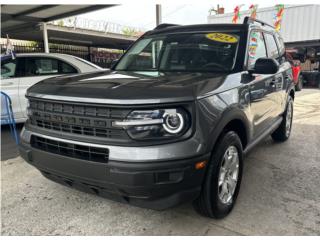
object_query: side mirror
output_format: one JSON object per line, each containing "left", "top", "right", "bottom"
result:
{"left": 250, "top": 58, "right": 280, "bottom": 74}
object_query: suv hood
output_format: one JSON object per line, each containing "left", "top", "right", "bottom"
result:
{"left": 27, "top": 70, "right": 231, "bottom": 104}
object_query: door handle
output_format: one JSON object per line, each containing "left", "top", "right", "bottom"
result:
{"left": 1, "top": 82, "right": 13, "bottom": 86}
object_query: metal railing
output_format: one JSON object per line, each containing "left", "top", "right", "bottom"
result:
{"left": 0, "top": 40, "right": 123, "bottom": 68}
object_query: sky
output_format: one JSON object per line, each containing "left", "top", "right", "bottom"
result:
{"left": 80, "top": 3, "right": 273, "bottom": 31}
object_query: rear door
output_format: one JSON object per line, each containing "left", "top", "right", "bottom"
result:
{"left": 247, "top": 30, "right": 278, "bottom": 138}
{"left": 1, "top": 58, "right": 23, "bottom": 120}
{"left": 264, "top": 32, "right": 287, "bottom": 115}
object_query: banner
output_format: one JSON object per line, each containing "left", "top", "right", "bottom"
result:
{"left": 232, "top": 5, "right": 244, "bottom": 23}
{"left": 274, "top": 4, "right": 285, "bottom": 32}
{"left": 249, "top": 4, "right": 258, "bottom": 19}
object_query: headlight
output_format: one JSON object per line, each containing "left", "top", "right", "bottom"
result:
{"left": 113, "top": 108, "right": 190, "bottom": 140}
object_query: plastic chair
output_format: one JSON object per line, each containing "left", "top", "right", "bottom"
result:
{"left": 1, "top": 91, "right": 19, "bottom": 144}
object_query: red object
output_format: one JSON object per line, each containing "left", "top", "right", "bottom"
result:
{"left": 286, "top": 52, "right": 301, "bottom": 85}
{"left": 291, "top": 65, "right": 301, "bottom": 84}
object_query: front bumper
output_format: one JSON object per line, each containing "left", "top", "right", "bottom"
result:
{"left": 19, "top": 129, "right": 210, "bottom": 210}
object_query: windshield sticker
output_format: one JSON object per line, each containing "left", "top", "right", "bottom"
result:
{"left": 205, "top": 33, "right": 238, "bottom": 43}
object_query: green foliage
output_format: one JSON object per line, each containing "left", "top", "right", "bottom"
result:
{"left": 122, "top": 27, "right": 138, "bottom": 37}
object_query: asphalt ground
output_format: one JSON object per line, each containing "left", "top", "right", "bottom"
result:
{"left": 1, "top": 89, "right": 320, "bottom": 235}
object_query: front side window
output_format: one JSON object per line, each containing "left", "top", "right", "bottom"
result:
{"left": 274, "top": 33, "right": 285, "bottom": 56}
{"left": 116, "top": 32, "right": 240, "bottom": 72}
{"left": 247, "top": 31, "right": 267, "bottom": 68}
{"left": 1, "top": 59, "right": 16, "bottom": 78}
{"left": 265, "top": 33, "right": 280, "bottom": 59}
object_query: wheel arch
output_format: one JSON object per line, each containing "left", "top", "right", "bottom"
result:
{"left": 208, "top": 108, "right": 251, "bottom": 153}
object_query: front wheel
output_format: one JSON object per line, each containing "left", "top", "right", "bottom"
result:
{"left": 193, "top": 131, "right": 243, "bottom": 219}
{"left": 271, "top": 96, "right": 293, "bottom": 142}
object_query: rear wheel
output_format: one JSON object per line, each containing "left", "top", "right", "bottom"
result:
{"left": 271, "top": 96, "right": 293, "bottom": 142}
{"left": 193, "top": 131, "right": 243, "bottom": 219}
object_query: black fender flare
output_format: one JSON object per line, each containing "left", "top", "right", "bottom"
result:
{"left": 207, "top": 106, "right": 251, "bottom": 153}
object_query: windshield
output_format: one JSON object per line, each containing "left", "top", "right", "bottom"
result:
{"left": 115, "top": 32, "right": 240, "bottom": 72}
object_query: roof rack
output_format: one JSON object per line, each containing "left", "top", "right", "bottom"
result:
{"left": 243, "top": 16, "right": 274, "bottom": 28}
{"left": 154, "top": 23, "right": 180, "bottom": 30}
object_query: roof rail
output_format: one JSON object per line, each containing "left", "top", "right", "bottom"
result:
{"left": 154, "top": 23, "right": 180, "bottom": 30}
{"left": 243, "top": 16, "right": 274, "bottom": 28}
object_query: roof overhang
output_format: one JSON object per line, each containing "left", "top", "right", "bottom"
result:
{"left": 1, "top": 4, "right": 137, "bottom": 49}
{"left": 1, "top": 5, "right": 115, "bottom": 33}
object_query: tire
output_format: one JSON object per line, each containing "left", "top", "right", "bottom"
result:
{"left": 271, "top": 96, "right": 293, "bottom": 142}
{"left": 193, "top": 131, "right": 243, "bottom": 219}
{"left": 295, "top": 75, "right": 303, "bottom": 91}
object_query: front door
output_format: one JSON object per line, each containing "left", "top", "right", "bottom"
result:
{"left": 247, "top": 30, "right": 278, "bottom": 138}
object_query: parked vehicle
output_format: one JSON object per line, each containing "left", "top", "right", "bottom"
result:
{"left": 1, "top": 53, "right": 103, "bottom": 123}
{"left": 20, "top": 17, "right": 295, "bottom": 218}
{"left": 286, "top": 51, "right": 303, "bottom": 91}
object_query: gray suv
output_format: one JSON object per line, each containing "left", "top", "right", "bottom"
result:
{"left": 20, "top": 17, "right": 295, "bottom": 218}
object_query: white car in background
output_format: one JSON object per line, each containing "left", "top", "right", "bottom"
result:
{"left": 1, "top": 53, "right": 104, "bottom": 123}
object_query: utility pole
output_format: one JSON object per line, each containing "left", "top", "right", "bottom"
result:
{"left": 156, "top": 4, "right": 162, "bottom": 26}
{"left": 42, "top": 22, "right": 49, "bottom": 53}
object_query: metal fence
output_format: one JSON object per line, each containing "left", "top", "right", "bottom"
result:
{"left": 0, "top": 41, "right": 122, "bottom": 68}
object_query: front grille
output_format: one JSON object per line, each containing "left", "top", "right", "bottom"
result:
{"left": 28, "top": 99, "right": 130, "bottom": 141}
{"left": 31, "top": 136, "right": 109, "bottom": 163}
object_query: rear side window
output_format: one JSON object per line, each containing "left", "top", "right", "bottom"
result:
{"left": 18, "top": 57, "right": 78, "bottom": 77}
{"left": 22, "top": 57, "right": 59, "bottom": 76}
{"left": 61, "top": 62, "right": 77, "bottom": 73}
{"left": 264, "top": 33, "right": 280, "bottom": 59}
{"left": 1, "top": 59, "right": 16, "bottom": 78}
{"left": 247, "top": 31, "right": 267, "bottom": 69}
{"left": 275, "top": 33, "right": 285, "bottom": 56}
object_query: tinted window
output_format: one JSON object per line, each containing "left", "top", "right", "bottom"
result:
{"left": 247, "top": 31, "right": 267, "bottom": 68}
{"left": 265, "top": 33, "right": 280, "bottom": 59}
{"left": 116, "top": 32, "right": 240, "bottom": 72}
{"left": 1, "top": 59, "right": 16, "bottom": 78}
{"left": 22, "top": 57, "right": 58, "bottom": 76}
{"left": 61, "top": 62, "right": 77, "bottom": 73}
{"left": 19, "top": 57, "right": 78, "bottom": 77}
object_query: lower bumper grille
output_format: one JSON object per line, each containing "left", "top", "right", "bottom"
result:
{"left": 31, "top": 136, "right": 109, "bottom": 163}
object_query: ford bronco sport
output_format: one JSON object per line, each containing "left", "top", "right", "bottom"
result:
{"left": 20, "top": 17, "right": 295, "bottom": 218}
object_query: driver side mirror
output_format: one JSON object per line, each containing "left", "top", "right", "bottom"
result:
{"left": 250, "top": 58, "right": 280, "bottom": 75}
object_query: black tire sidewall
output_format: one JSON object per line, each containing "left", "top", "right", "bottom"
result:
{"left": 285, "top": 97, "right": 294, "bottom": 138}
{"left": 204, "top": 131, "right": 243, "bottom": 218}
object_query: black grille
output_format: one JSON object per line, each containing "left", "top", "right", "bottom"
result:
{"left": 31, "top": 136, "right": 109, "bottom": 163}
{"left": 28, "top": 99, "right": 130, "bottom": 140}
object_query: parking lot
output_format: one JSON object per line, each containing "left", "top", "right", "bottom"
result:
{"left": 1, "top": 89, "right": 320, "bottom": 236}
